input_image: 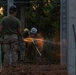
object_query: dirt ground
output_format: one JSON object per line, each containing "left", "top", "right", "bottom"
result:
{"left": 0, "top": 64, "right": 67, "bottom": 75}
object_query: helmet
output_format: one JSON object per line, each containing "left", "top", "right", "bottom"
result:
{"left": 23, "top": 28, "right": 29, "bottom": 38}
{"left": 9, "top": 5, "right": 17, "bottom": 13}
{"left": 24, "top": 28, "right": 29, "bottom": 32}
{"left": 30, "top": 27, "right": 37, "bottom": 34}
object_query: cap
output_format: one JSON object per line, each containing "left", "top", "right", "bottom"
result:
{"left": 9, "top": 5, "right": 17, "bottom": 13}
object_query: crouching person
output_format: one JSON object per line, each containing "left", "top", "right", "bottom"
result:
{"left": 0, "top": 5, "right": 23, "bottom": 66}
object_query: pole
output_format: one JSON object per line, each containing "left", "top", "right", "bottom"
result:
{"left": 7, "top": 0, "right": 14, "bottom": 15}
{"left": 0, "top": 42, "right": 2, "bottom": 72}
{"left": 7, "top": 0, "right": 14, "bottom": 64}
{"left": 33, "top": 42, "right": 42, "bottom": 56}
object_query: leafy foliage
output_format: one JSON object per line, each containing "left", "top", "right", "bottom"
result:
{"left": 24, "top": 0, "right": 60, "bottom": 38}
{"left": 18, "top": 0, "right": 60, "bottom": 63}
{"left": 0, "top": 0, "right": 60, "bottom": 64}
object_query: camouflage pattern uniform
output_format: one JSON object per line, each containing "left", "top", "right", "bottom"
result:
{"left": 2, "top": 34, "right": 18, "bottom": 65}
{"left": 1, "top": 15, "right": 22, "bottom": 66}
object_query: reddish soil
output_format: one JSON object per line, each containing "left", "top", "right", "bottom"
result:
{"left": 0, "top": 64, "right": 68, "bottom": 75}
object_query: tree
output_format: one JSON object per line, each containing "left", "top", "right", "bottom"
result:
{"left": 0, "top": 0, "right": 60, "bottom": 64}
{"left": 25, "top": 0, "right": 60, "bottom": 38}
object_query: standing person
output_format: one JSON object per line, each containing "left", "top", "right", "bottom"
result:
{"left": 0, "top": 5, "right": 23, "bottom": 66}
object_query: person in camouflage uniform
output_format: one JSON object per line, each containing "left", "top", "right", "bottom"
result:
{"left": 0, "top": 5, "right": 23, "bottom": 66}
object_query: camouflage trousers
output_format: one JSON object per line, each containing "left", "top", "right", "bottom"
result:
{"left": 2, "top": 34, "right": 19, "bottom": 66}
{"left": 18, "top": 36, "right": 25, "bottom": 62}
